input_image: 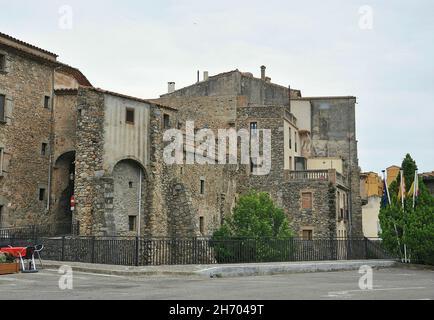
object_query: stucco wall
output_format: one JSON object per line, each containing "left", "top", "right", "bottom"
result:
{"left": 291, "top": 100, "right": 312, "bottom": 132}
{"left": 103, "top": 94, "right": 151, "bottom": 173}
{"left": 362, "top": 196, "right": 381, "bottom": 238}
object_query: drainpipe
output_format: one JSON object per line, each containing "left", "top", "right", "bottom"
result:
{"left": 47, "top": 66, "right": 58, "bottom": 213}
{"left": 137, "top": 168, "right": 142, "bottom": 237}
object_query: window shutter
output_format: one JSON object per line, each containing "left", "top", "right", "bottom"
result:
{"left": 5, "top": 96, "right": 13, "bottom": 125}
{"left": 4, "top": 55, "right": 11, "bottom": 73}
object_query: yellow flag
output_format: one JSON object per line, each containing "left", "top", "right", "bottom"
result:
{"left": 407, "top": 182, "right": 415, "bottom": 198}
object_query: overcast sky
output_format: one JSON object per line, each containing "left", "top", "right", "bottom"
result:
{"left": 1, "top": 0, "right": 433, "bottom": 174}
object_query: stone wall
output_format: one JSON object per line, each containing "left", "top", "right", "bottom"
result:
{"left": 310, "top": 97, "right": 363, "bottom": 236}
{"left": 74, "top": 88, "right": 105, "bottom": 235}
{"left": 0, "top": 47, "right": 54, "bottom": 227}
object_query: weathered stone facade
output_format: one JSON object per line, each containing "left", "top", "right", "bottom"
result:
{"left": 1, "top": 33, "right": 363, "bottom": 240}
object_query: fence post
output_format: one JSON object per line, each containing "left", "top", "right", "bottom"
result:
{"left": 135, "top": 236, "right": 140, "bottom": 267}
{"left": 91, "top": 236, "right": 96, "bottom": 264}
{"left": 61, "top": 236, "right": 65, "bottom": 261}
{"left": 364, "top": 237, "right": 369, "bottom": 260}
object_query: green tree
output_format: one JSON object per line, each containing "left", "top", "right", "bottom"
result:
{"left": 212, "top": 192, "right": 294, "bottom": 263}
{"left": 379, "top": 154, "right": 434, "bottom": 265}
{"left": 213, "top": 191, "right": 293, "bottom": 239}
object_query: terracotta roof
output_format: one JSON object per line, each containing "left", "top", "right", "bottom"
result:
{"left": 0, "top": 32, "right": 57, "bottom": 57}
{"left": 56, "top": 63, "right": 92, "bottom": 87}
{"left": 421, "top": 171, "right": 434, "bottom": 179}
{"left": 55, "top": 88, "right": 79, "bottom": 95}
{"left": 293, "top": 96, "right": 357, "bottom": 101}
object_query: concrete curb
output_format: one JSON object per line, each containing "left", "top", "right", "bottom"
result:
{"left": 41, "top": 260, "right": 399, "bottom": 278}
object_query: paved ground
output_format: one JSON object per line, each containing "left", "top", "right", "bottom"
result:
{"left": 0, "top": 267, "right": 433, "bottom": 300}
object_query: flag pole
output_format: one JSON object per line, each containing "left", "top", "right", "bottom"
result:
{"left": 400, "top": 169, "right": 408, "bottom": 263}
{"left": 383, "top": 170, "right": 403, "bottom": 260}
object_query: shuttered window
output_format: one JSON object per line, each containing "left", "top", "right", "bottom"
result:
{"left": 0, "top": 94, "right": 5, "bottom": 122}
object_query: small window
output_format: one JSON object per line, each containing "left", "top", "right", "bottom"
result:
{"left": 302, "top": 230, "right": 313, "bottom": 241}
{"left": 129, "top": 181, "right": 133, "bottom": 189}
{"left": 0, "top": 54, "right": 5, "bottom": 71}
{"left": 302, "top": 192, "right": 313, "bottom": 210}
{"left": 0, "top": 148, "right": 4, "bottom": 175}
{"left": 199, "top": 217, "right": 205, "bottom": 235}
{"left": 126, "top": 108, "right": 135, "bottom": 124}
{"left": 289, "top": 128, "right": 292, "bottom": 149}
{"left": 41, "top": 143, "right": 48, "bottom": 156}
{"left": 250, "top": 122, "right": 258, "bottom": 135}
{"left": 44, "top": 96, "right": 50, "bottom": 109}
{"left": 295, "top": 134, "right": 298, "bottom": 153}
{"left": 39, "top": 188, "right": 46, "bottom": 201}
{"left": 0, "top": 94, "right": 5, "bottom": 122}
{"left": 200, "top": 179, "right": 205, "bottom": 195}
{"left": 163, "top": 114, "right": 170, "bottom": 129}
{"left": 129, "top": 216, "right": 137, "bottom": 232}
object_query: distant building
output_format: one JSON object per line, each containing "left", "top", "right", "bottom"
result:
{"left": 386, "top": 165, "right": 400, "bottom": 186}
{"left": 421, "top": 172, "right": 434, "bottom": 196}
{"left": 360, "top": 172, "right": 383, "bottom": 238}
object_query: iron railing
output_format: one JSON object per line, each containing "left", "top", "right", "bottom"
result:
{"left": 0, "top": 235, "right": 396, "bottom": 266}
{"left": 0, "top": 223, "right": 79, "bottom": 239}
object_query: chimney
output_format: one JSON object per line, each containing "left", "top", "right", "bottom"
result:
{"left": 261, "top": 65, "right": 266, "bottom": 80}
{"left": 197, "top": 70, "right": 200, "bottom": 83}
{"left": 203, "top": 71, "right": 209, "bottom": 81}
{"left": 168, "top": 82, "right": 175, "bottom": 94}
{"left": 265, "top": 77, "right": 271, "bottom": 83}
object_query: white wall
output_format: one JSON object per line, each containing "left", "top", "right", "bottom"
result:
{"left": 362, "top": 196, "right": 381, "bottom": 238}
{"left": 291, "top": 100, "right": 311, "bottom": 132}
{"left": 103, "top": 94, "right": 151, "bottom": 172}
{"left": 307, "top": 158, "right": 343, "bottom": 174}
{"left": 284, "top": 120, "right": 300, "bottom": 170}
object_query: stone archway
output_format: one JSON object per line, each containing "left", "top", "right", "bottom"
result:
{"left": 52, "top": 151, "right": 75, "bottom": 225}
{"left": 111, "top": 159, "right": 146, "bottom": 236}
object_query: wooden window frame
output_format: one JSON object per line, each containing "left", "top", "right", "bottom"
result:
{"left": 301, "top": 191, "right": 313, "bottom": 210}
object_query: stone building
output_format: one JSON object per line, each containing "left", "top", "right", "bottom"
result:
{"left": 360, "top": 172, "right": 383, "bottom": 238}
{"left": 1, "top": 33, "right": 363, "bottom": 239}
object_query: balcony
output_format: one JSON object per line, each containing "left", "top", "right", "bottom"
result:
{"left": 286, "top": 169, "right": 348, "bottom": 188}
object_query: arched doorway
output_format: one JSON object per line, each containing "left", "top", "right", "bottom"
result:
{"left": 112, "top": 159, "right": 146, "bottom": 236}
{"left": 53, "top": 151, "right": 75, "bottom": 226}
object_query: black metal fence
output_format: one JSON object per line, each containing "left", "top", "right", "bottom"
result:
{"left": 0, "top": 223, "right": 78, "bottom": 239}
{"left": 0, "top": 235, "right": 396, "bottom": 266}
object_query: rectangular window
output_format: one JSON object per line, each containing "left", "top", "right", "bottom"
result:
{"left": 129, "top": 216, "right": 137, "bottom": 232}
{"left": 41, "top": 143, "right": 48, "bottom": 156}
{"left": 200, "top": 179, "right": 205, "bottom": 195}
{"left": 0, "top": 94, "right": 5, "bottom": 122}
{"left": 250, "top": 122, "right": 258, "bottom": 135}
{"left": 44, "top": 96, "right": 50, "bottom": 109}
{"left": 39, "top": 188, "right": 46, "bottom": 201}
{"left": 163, "top": 114, "right": 170, "bottom": 129}
{"left": 302, "top": 230, "right": 313, "bottom": 241}
{"left": 126, "top": 108, "right": 135, "bottom": 124}
{"left": 295, "top": 133, "right": 298, "bottom": 153}
{"left": 199, "top": 217, "right": 205, "bottom": 235}
{"left": 0, "top": 54, "right": 5, "bottom": 71}
{"left": 289, "top": 128, "right": 292, "bottom": 149}
{"left": 0, "top": 148, "right": 4, "bottom": 175}
{"left": 302, "top": 192, "right": 313, "bottom": 210}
